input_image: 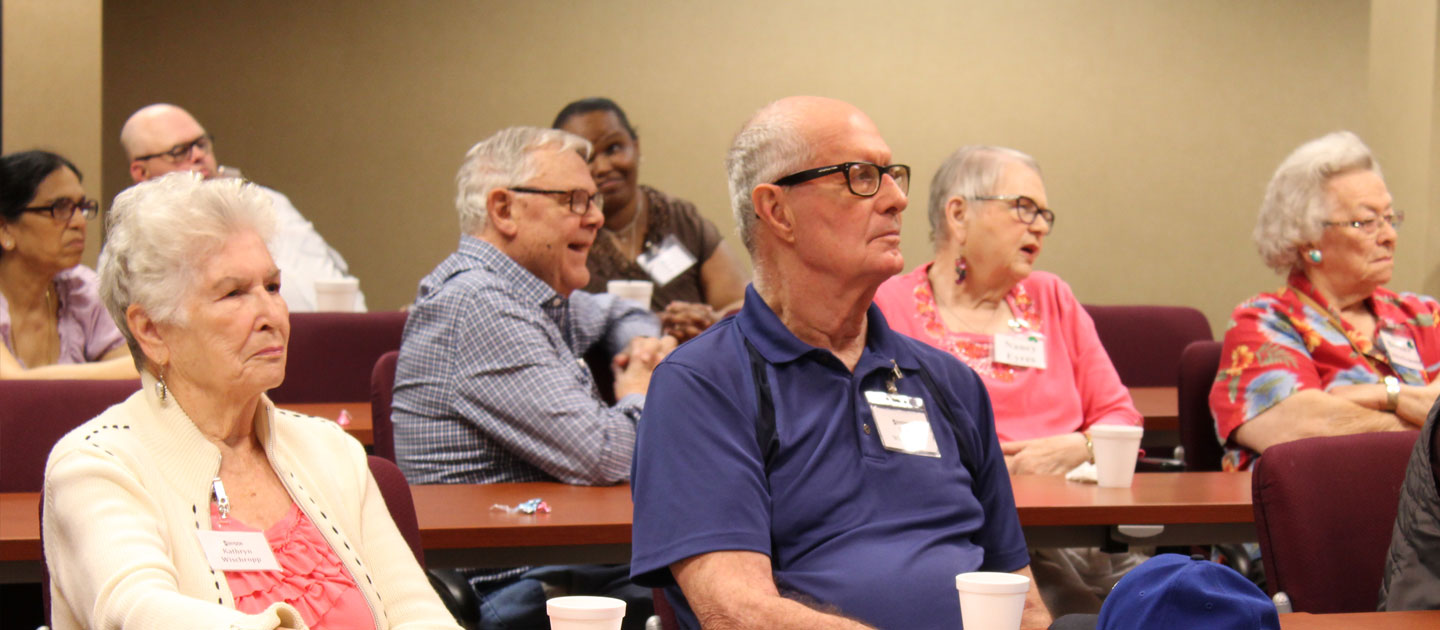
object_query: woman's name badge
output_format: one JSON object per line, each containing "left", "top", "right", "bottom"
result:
{"left": 994, "top": 332, "right": 1047, "bottom": 369}
{"left": 1380, "top": 330, "right": 1424, "bottom": 373}
{"left": 864, "top": 391, "right": 941, "bottom": 457}
{"left": 637, "top": 234, "right": 697, "bottom": 287}
{"left": 195, "top": 530, "right": 281, "bottom": 572}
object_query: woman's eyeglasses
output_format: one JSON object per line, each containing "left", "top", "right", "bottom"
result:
{"left": 1322, "top": 211, "right": 1404, "bottom": 235}
{"left": 973, "top": 195, "right": 1056, "bottom": 228}
{"left": 22, "top": 197, "right": 100, "bottom": 222}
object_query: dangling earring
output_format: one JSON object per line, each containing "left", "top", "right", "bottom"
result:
{"left": 154, "top": 370, "right": 169, "bottom": 403}
{"left": 954, "top": 256, "right": 969, "bottom": 284}
{"left": 1307, "top": 249, "right": 1323, "bottom": 264}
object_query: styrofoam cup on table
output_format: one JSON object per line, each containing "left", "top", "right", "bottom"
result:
{"left": 547, "top": 595, "right": 626, "bottom": 630}
{"left": 313, "top": 278, "right": 360, "bottom": 312}
{"left": 1090, "top": 424, "right": 1145, "bottom": 488}
{"left": 606, "top": 279, "right": 654, "bottom": 310}
{"left": 956, "top": 571, "right": 1030, "bottom": 630}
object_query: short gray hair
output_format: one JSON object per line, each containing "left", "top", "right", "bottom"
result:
{"left": 455, "top": 127, "right": 591, "bottom": 234}
{"left": 928, "top": 146, "right": 1041, "bottom": 248}
{"left": 99, "top": 172, "right": 276, "bottom": 369}
{"left": 725, "top": 106, "right": 812, "bottom": 254}
{"left": 1254, "top": 131, "right": 1381, "bottom": 273}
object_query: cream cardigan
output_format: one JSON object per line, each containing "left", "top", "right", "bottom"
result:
{"left": 43, "top": 374, "right": 462, "bottom": 630}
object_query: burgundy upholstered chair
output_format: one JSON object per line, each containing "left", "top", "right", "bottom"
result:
{"left": 370, "top": 350, "right": 400, "bottom": 463}
{"left": 1082, "top": 304, "right": 1212, "bottom": 387}
{"left": 1251, "top": 430, "right": 1419, "bottom": 613}
{"left": 1177, "top": 340, "right": 1225, "bottom": 472}
{"left": 267, "top": 310, "right": 407, "bottom": 404}
{"left": 368, "top": 453, "right": 480, "bottom": 627}
{"left": 1, "top": 378, "right": 139, "bottom": 626}
{"left": 0, "top": 378, "right": 141, "bottom": 492}
{"left": 367, "top": 454, "right": 423, "bottom": 567}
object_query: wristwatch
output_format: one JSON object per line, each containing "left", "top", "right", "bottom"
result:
{"left": 1384, "top": 376, "right": 1401, "bottom": 412}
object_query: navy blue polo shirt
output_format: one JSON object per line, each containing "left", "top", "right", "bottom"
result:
{"left": 631, "top": 285, "right": 1029, "bottom": 629}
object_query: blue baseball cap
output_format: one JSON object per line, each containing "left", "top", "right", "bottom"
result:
{"left": 1097, "top": 554, "right": 1279, "bottom": 629}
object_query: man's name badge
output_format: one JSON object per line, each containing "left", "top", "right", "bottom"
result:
{"left": 994, "top": 332, "right": 1047, "bottom": 370}
{"left": 195, "top": 529, "right": 281, "bottom": 572}
{"left": 1380, "top": 329, "right": 1425, "bottom": 374}
{"left": 637, "top": 234, "right": 697, "bottom": 287}
{"left": 865, "top": 391, "right": 941, "bottom": 457}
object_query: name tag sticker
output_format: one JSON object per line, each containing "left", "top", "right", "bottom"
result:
{"left": 1380, "top": 329, "right": 1424, "bottom": 374}
{"left": 865, "top": 391, "right": 941, "bottom": 457}
{"left": 195, "top": 529, "right": 281, "bottom": 572}
{"left": 994, "top": 332, "right": 1047, "bottom": 369}
{"left": 636, "top": 234, "right": 697, "bottom": 287}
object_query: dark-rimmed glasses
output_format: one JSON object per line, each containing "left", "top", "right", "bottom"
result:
{"left": 22, "top": 197, "right": 99, "bottom": 222}
{"left": 133, "top": 134, "right": 214, "bottom": 163}
{"left": 508, "top": 187, "right": 603, "bottom": 215}
{"left": 773, "top": 162, "right": 910, "bottom": 197}
{"left": 1322, "top": 211, "right": 1404, "bottom": 235}
{"left": 973, "top": 195, "right": 1056, "bottom": 228}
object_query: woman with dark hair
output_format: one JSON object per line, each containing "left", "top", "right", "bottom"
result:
{"left": 0, "top": 150, "right": 134, "bottom": 378}
{"left": 554, "top": 98, "right": 748, "bottom": 340}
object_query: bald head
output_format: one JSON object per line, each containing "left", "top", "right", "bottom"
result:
{"left": 726, "top": 96, "right": 883, "bottom": 254}
{"left": 121, "top": 104, "right": 219, "bottom": 183}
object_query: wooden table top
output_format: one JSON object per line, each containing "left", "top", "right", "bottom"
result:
{"left": 1012, "top": 472, "right": 1252, "bottom": 526}
{"left": 1129, "top": 385, "right": 1177, "bottom": 432}
{"left": 284, "top": 402, "right": 372, "bottom": 445}
{"left": 1280, "top": 610, "right": 1440, "bottom": 629}
{"left": 4, "top": 472, "right": 1250, "bottom": 563}
{"left": 0, "top": 492, "right": 40, "bottom": 563}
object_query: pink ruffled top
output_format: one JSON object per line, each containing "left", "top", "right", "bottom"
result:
{"left": 210, "top": 502, "right": 375, "bottom": 629}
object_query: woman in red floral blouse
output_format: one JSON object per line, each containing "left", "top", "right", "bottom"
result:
{"left": 1210, "top": 131, "right": 1440, "bottom": 471}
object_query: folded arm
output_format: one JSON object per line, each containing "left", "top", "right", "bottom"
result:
{"left": 1231, "top": 388, "right": 1414, "bottom": 455}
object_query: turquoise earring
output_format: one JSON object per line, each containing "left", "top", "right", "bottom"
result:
{"left": 1307, "top": 249, "right": 1322, "bottom": 264}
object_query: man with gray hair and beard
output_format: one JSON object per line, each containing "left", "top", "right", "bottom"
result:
{"left": 629, "top": 97, "right": 1051, "bottom": 629}
{"left": 393, "top": 126, "right": 672, "bottom": 629}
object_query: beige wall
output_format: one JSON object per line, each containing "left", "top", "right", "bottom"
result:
{"left": 3, "top": 0, "right": 104, "bottom": 265}
{"left": 92, "top": 1, "right": 1434, "bottom": 332}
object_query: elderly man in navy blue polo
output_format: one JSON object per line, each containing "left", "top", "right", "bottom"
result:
{"left": 629, "top": 97, "right": 1052, "bottom": 629}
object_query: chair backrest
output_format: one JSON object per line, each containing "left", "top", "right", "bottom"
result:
{"left": 367, "top": 455, "right": 424, "bottom": 568}
{"left": 268, "top": 311, "right": 407, "bottom": 404}
{"left": 1251, "top": 430, "right": 1419, "bottom": 613}
{"left": 0, "top": 379, "right": 141, "bottom": 492}
{"left": 1083, "top": 304, "right": 1212, "bottom": 387}
{"left": 370, "top": 350, "right": 400, "bottom": 462}
{"left": 1178, "top": 340, "right": 1225, "bottom": 472}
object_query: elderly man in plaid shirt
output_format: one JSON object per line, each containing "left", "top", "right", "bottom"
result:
{"left": 393, "top": 126, "right": 675, "bottom": 629}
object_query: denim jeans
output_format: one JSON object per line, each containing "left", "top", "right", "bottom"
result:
{"left": 472, "top": 564, "right": 653, "bottom": 630}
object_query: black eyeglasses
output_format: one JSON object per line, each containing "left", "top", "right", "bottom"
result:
{"left": 22, "top": 197, "right": 99, "bottom": 222}
{"left": 133, "top": 134, "right": 214, "bottom": 163}
{"left": 973, "top": 195, "right": 1056, "bottom": 228}
{"left": 508, "top": 187, "right": 603, "bottom": 215}
{"left": 773, "top": 162, "right": 910, "bottom": 197}
{"left": 1322, "top": 211, "right": 1404, "bottom": 235}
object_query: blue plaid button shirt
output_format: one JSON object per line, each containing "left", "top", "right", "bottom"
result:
{"left": 393, "top": 235, "right": 658, "bottom": 488}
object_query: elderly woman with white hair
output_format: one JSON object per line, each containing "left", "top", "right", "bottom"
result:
{"left": 875, "top": 146, "right": 1141, "bottom": 474}
{"left": 874, "top": 146, "right": 1143, "bottom": 616}
{"left": 1210, "top": 131, "right": 1440, "bottom": 471}
{"left": 43, "top": 173, "right": 460, "bottom": 630}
